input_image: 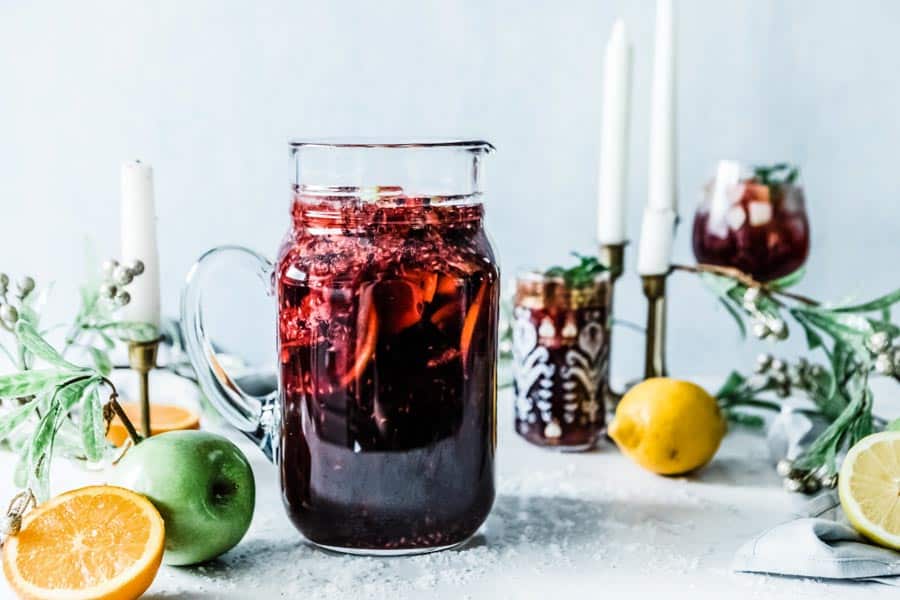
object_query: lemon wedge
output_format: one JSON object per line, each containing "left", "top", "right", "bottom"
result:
{"left": 838, "top": 431, "right": 900, "bottom": 550}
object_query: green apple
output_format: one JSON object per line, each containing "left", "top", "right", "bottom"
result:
{"left": 111, "top": 430, "right": 255, "bottom": 565}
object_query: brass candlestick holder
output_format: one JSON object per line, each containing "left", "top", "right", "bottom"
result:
{"left": 599, "top": 242, "right": 626, "bottom": 405}
{"left": 641, "top": 273, "right": 668, "bottom": 379}
{"left": 599, "top": 243, "right": 625, "bottom": 282}
{"left": 128, "top": 337, "right": 160, "bottom": 437}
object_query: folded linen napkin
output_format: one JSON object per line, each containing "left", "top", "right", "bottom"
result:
{"left": 733, "top": 491, "right": 900, "bottom": 584}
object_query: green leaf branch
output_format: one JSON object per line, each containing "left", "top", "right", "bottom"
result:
{"left": 0, "top": 348, "right": 142, "bottom": 501}
{"left": 676, "top": 262, "right": 900, "bottom": 490}
{"left": 0, "top": 260, "right": 153, "bottom": 501}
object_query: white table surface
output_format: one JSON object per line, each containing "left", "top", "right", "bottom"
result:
{"left": 2, "top": 381, "right": 899, "bottom": 600}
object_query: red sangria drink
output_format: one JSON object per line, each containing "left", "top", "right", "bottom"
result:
{"left": 512, "top": 269, "right": 609, "bottom": 450}
{"left": 277, "top": 183, "right": 499, "bottom": 552}
{"left": 692, "top": 162, "right": 809, "bottom": 282}
{"left": 181, "top": 140, "right": 498, "bottom": 555}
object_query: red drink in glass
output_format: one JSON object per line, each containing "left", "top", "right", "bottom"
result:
{"left": 512, "top": 272, "right": 609, "bottom": 450}
{"left": 692, "top": 176, "right": 809, "bottom": 282}
{"left": 277, "top": 187, "right": 499, "bottom": 552}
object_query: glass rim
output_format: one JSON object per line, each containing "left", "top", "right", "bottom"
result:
{"left": 705, "top": 160, "right": 804, "bottom": 186}
{"left": 515, "top": 268, "right": 608, "bottom": 286}
{"left": 289, "top": 138, "right": 495, "bottom": 153}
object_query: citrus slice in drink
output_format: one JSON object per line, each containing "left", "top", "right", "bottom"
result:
{"left": 838, "top": 431, "right": 900, "bottom": 550}
{"left": 2, "top": 485, "right": 165, "bottom": 600}
{"left": 107, "top": 402, "right": 200, "bottom": 446}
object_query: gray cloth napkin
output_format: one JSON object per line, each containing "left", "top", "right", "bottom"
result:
{"left": 733, "top": 491, "right": 900, "bottom": 584}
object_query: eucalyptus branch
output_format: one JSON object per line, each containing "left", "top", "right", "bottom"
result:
{"left": 671, "top": 263, "right": 819, "bottom": 306}
{"left": 0, "top": 259, "right": 154, "bottom": 499}
{"left": 681, "top": 261, "right": 900, "bottom": 491}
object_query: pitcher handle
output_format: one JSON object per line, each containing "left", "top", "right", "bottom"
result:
{"left": 180, "top": 245, "right": 278, "bottom": 462}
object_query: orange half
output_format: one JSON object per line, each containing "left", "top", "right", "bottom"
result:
{"left": 107, "top": 402, "right": 200, "bottom": 446}
{"left": 2, "top": 485, "right": 165, "bottom": 600}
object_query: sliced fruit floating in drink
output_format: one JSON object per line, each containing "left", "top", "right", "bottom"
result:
{"left": 401, "top": 267, "right": 439, "bottom": 303}
{"left": 436, "top": 273, "right": 462, "bottom": 297}
{"left": 460, "top": 280, "right": 488, "bottom": 368}
{"left": 340, "top": 284, "right": 379, "bottom": 387}
{"left": 430, "top": 300, "right": 463, "bottom": 334}
{"left": 373, "top": 279, "right": 424, "bottom": 335}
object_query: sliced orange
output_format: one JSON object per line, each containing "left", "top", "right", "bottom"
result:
{"left": 372, "top": 279, "right": 423, "bottom": 334}
{"left": 107, "top": 402, "right": 200, "bottom": 446}
{"left": 460, "top": 280, "right": 488, "bottom": 368}
{"left": 436, "top": 273, "right": 461, "bottom": 296}
{"left": 340, "top": 285, "right": 379, "bottom": 387}
{"left": 2, "top": 485, "right": 165, "bottom": 600}
{"left": 401, "top": 268, "right": 439, "bottom": 303}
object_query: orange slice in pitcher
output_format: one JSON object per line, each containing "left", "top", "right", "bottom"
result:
{"left": 436, "top": 273, "right": 461, "bottom": 296}
{"left": 2, "top": 485, "right": 165, "bottom": 600}
{"left": 460, "top": 281, "right": 488, "bottom": 367}
{"left": 430, "top": 301, "right": 463, "bottom": 333}
{"left": 402, "top": 268, "right": 439, "bottom": 303}
{"left": 340, "top": 285, "right": 380, "bottom": 387}
{"left": 373, "top": 280, "right": 423, "bottom": 334}
{"left": 107, "top": 402, "right": 200, "bottom": 446}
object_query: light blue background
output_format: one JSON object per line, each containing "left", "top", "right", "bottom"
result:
{"left": 1, "top": 0, "right": 897, "bottom": 380}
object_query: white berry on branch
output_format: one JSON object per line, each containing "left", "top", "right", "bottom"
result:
{"left": 755, "top": 353, "right": 773, "bottom": 373}
{"left": 769, "top": 318, "right": 788, "bottom": 340}
{"left": 112, "top": 266, "right": 134, "bottom": 286}
{"left": 15, "top": 276, "right": 35, "bottom": 299}
{"left": 743, "top": 287, "right": 760, "bottom": 307}
{"left": 102, "top": 259, "right": 119, "bottom": 279}
{"left": 127, "top": 260, "right": 145, "bottom": 276}
{"left": 775, "top": 458, "right": 794, "bottom": 478}
{"left": 99, "top": 283, "right": 117, "bottom": 299}
{"left": 752, "top": 321, "right": 769, "bottom": 339}
{"left": 874, "top": 353, "right": 894, "bottom": 375}
{"left": 0, "top": 304, "right": 18, "bottom": 325}
{"left": 867, "top": 331, "right": 890, "bottom": 354}
{"left": 783, "top": 478, "right": 805, "bottom": 493}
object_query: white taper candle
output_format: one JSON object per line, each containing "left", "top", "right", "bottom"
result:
{"left": 120, "top": 161, "right": 161, "bottom": 330}
{"left": 638, "top": 0, "right": 678, "bottom": 275}
{"left": 636, "top": 207, "right": 677, "bottom": 275}
{"left": 596, "top": 18, "right": 632, "bottom": 245}
{"left": 647, "top": 0, "right": 676, "bottom": 212}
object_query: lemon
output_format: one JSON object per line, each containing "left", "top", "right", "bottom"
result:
{"left": 608, "top": 377, "right": 726, "bottom": 475}
{"left": 838, "top": 431, "right": 900, "bottom": 550}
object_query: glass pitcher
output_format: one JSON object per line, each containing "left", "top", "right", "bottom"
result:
{"left": 181, "top": 139, "right": 499, "bottom": 555}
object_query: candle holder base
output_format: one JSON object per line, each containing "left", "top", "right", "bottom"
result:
{"left": 641, "top": 273, "right": 668, "bottom": 380}
{"left": 599, "top": 242, "right": 627, "bottom": 409}
{"left": 128, "top": 337, "right": 160, "bottom": 438}
{"left": 599, "top": 243, "right": 626, "bottom": 282}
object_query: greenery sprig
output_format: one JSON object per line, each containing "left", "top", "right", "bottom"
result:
{"left": 0, "top": 261, "right": 154, "bottom": 501}
{"left": 752, "top": 163, "right": 799, "bottom": 187}
{"left": 545, "top": 253, "right": 608, "bottom": 288}
{"left": 677, "top": 262, "right": 900, "bottom": 492}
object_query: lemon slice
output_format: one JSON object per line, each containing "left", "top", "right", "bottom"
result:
{"left": 838, "top": 431, "right": 900, "bottom": 550}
